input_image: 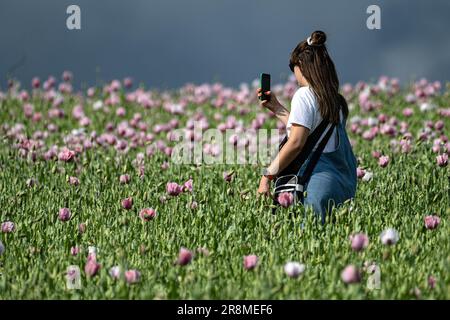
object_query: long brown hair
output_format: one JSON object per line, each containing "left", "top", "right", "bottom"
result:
{"left": 289, "top": 30, "right": 349, "bottom": 124}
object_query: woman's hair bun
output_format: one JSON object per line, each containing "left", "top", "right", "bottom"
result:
{"left": 310, "top": 30, "right": 327, "bottom": 46}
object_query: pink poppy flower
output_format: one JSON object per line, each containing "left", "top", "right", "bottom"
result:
{"left": 380, "top": 228, "right": 399, "bottom": 245}
{"left": 424, "top": 215, "right": 440, "bottom": 230}
{"left": 139, "top": 208, "right": 157, "bottom": 221}
{"left": 278, "top": 192, "right": 294, "bottom": 208}
{"left": 164, "top": 147, "right": 173, "bottom": 157}
{"left": 124, "top": 269, "right": 141, "bottom": 284}
{"left": 378, "top": 113, "right": 388, "bottom": 123}
{"left": 412, "top": 287, "right": 422, "bottom": 299}
{"left": 434, "top": 120, "right": 444, "bottom": 131}
{"left": 371, "top": 150, "right": 381, "bottom": 159}
{"left": 1, "top": 221, "right": 15, "bottom": 233}
{"left": 121, "top": 197, "right": 133, "bottom": 210}
{"left": 32, "top": 77, "right": 40, "bottom": 89}
{"left": 123, "top": 77, "right": 133, "bottom": 88}
{"left": 73, "top": 106, "right": 85, "bottom": 120}
{"left": 161, "top": 162, "right": 169, "bottom": 170}
{"left": 425, "top": 120, "right": 434, "bottom": 129}
{"left": 119, "top": 174, "right": 131, "bottom": 184}
{"left": 68, "top": 176, "right": 79, "bottom": 186}
{"left": 109, "top": 79, "right": 121, "bottom": 92}
{"left": 405, "top": 93, "right": 416, "bottom": 103}
{"left": 109, "top": 266, "right": 121, "bottom": 280}
{"left": 378, "top": 155, "right": 390, "bottom": 167}
{"left": 341, "top": 265, "right": 361, "bottom": 284}
{"left": 58, "top": 208, "right": 71, "bottom": 222}
{"left": 58, "top": 147, "right": 75, "bottom": 162}
{"left": 243, "top": 255, "right": 258, "bottom": 270}
{"left": 70, "top": 246, "right": 80, "bottom": 256}
{"left": 62, "top": 70, "right": 73, "bottom": 82}
{"left": 349, "top": 233, "right": 369, "bottom": 252}
{"left": 356, "top": 167, "right": 365, "bottom": 179}
{"left": 166, "top": 182, "right": 183, "bottom": 196}
{"left": 223, "top": 171, "right": 234, "bottom": 182}
{"left": 362, "top": 130, "right": 376, "bottom": 141}
{"left": 84, "top": 260, "right": 101, "bottom": 277}
{"left": 190, "top": 201, "right": 198, "bottom": 209}
{"left": 83, "top": 140, "right": 93, "bottom": 150}
{"left": 284, "top": 262, "right": 305, "bottom": 278}
{"left": 78, "top": 223, "right": 86, "bottom": 234}
{"left": 402, "top": 108, "right": 413, "bottom": 117}
{"left": 436, "top": 153, "right": 448, "bottom": 167}
{"left": 183, "top": 179, "right": 193, "bottom": 193}
{"left": 169, "top": 119, "right": 179, "bottom": 128}
{"left": 433, "top": 140, "right": 443, "bottom": 151}
{"left": 177, "top": 247, "right": 193, "bottom": 266}
{"left": 428, "top": 275, "right": 436, "bottom": 289}
{"left": 400, "top": 140, "right": 412, "bottom": 153}
{"left": 23, "top": 103, "right": 34, "bottom": 118}
{"left": 229, "top": 134, "right": 238, "bottom": 146}
{"left": 79, "top": 117, "right": 91, "bottom": 126}
{"left": 87, "top": 87, "right": 95, "bottom": 97}
{"left": 116, "top": 107, "right": 126, "bottom": 117}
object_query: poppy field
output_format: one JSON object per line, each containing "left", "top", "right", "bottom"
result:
{"left": 0, "top": 73, "right": 448, "bottom": 299}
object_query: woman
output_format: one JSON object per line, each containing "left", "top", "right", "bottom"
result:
{"left": 256, "top": 30, "right": 357, "bottom": 223}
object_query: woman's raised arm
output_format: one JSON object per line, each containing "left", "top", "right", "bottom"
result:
{"left": 256, "top": 88, "right": 290, "bottom": 125}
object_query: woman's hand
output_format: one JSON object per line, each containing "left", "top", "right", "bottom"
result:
{"left": 257, "top": 176, "right": 272, "bottom": 197}
{"left": 257, "top": 88, "right": 282, "bottom": 113}
{"left": 256, "top": 88, "right": 290, "bottom": 125}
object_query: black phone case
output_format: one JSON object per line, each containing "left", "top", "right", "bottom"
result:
{"left": 260, "top": 73, "right": 270, "bottom": 101}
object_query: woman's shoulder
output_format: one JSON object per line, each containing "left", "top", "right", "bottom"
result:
{"left": 292, "top": 86, "right": 317, "bottom": 111}
{"left": 293, "top": 86, "right": 314, "bottom": 99}
{"left": 292, "top": 86, "right": 316, "bottom": 103}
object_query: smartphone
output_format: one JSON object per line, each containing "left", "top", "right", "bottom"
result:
{"left": 259, "top": 73, "right": 271, "bottom": 101}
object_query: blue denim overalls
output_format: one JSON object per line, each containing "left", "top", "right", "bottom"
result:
{"left": 297, "top": 116, "right": 357, "bottom": 224}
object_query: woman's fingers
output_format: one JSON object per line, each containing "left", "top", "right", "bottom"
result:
{"left": 257, "top": 88, "right": 273, "bottom": 104}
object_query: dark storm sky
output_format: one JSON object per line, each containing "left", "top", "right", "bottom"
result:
{"left": 0, "top": 0, "right": 449, "bottom": 90}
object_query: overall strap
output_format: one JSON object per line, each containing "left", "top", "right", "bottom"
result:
{"left": 298, "top": 122, "right": 336, "bottom": 185}
{"left": 277, "top": 119, "right": 330, "bottom": 177}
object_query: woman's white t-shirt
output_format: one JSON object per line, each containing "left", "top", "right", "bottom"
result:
{"left": 286, "top": 86, "right": 343, "bottom": 153}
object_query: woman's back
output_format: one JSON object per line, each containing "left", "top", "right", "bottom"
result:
{"left": 286, "top": 86, "right": 344, "bottom": 153}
